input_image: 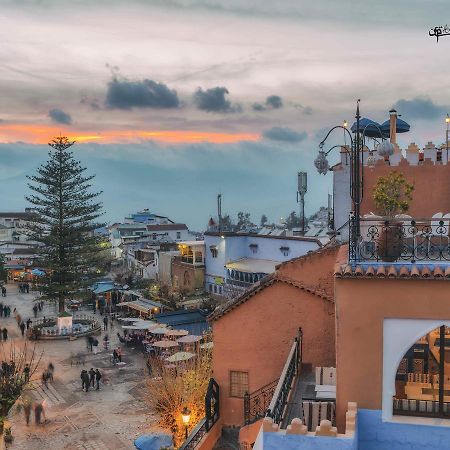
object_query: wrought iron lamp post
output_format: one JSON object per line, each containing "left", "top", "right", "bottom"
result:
{"left": 181, "top": 406, "right": 191, "bottom": 440}
{"left": 314, "top": 100, "right": 392, "bottom": 256}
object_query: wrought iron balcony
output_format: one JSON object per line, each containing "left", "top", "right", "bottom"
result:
{"left": 349, "top": 217, "right": 450, "bottom": 263}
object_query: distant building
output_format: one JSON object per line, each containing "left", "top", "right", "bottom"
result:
{"left": 172, "top": 241, "right": 205, "bottom": 294}
{"left": 204, "top": 232, "right": 321, "bottom": 298}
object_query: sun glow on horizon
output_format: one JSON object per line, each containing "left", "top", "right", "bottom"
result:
{"left": 0, "top": 124, "right": 260, "bottom": 145}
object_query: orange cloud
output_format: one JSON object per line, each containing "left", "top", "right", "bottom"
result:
{"left": 0, "top": 124, "right": 260, "bottom": 144}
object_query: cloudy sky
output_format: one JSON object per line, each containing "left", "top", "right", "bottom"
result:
{"left": 0, "top": 0, "right": 449, "bottom": 229}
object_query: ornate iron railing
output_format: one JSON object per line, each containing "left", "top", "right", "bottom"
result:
{"left": 244, "top": 379, "right": 279, "bottom": 425}
{"left": 349, "top": 217, "right": 450, "bottom": 263}
{"left": 179, "top": 378, "right": 220, "bottom": 450}
{"left": 266, "top": 329, "right": 302, "bottom": 425}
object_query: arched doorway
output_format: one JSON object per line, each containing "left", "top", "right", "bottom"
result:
{"left": 393, "top": 325, "right": 450, "bottom": 418}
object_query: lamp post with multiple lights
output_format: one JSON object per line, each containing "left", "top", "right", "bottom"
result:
{"left": 314, "top": 100, "right": 393, "bottom": 256}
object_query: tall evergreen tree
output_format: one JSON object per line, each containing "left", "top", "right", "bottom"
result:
{"left": 26, "top": 137, "right": 104, "bottom": 313}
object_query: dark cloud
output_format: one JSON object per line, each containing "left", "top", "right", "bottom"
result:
{"left": 266, "top": 95, "right": 283, "bottom": 109}
{"left": 392, "top": 97, "right": 446, "bottom": 120}
{"left": 252, "top": 95, "right": 283, "bottom": 111}
{"left": 193, "top": 87, "right": 239, "bottom": 112}
{"left": 48, "top": 108, "right": 72, "bottom": 125}
{"left": 263, "top": 127, "right": 307, "bottom": 142}
{"left": 106, "top": 77, "right": 179, "bottom": 109}
{"left": 292, "top": 103, "right": 313, "bottom": 115}
{"left": 81, "top": 96, "right": 100, "bottom": 110}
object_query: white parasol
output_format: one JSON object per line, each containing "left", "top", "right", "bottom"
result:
{"left": 165, "top": 352, "right": 195, "bottom": 363}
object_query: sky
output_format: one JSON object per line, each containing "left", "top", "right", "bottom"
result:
{"left": 1, "top": 0, "right": 449, "bottom": 229}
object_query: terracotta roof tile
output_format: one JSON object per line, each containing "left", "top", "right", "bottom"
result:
{"left": 343, "top": 265, "right": 353, "bottom": 277}
{"left": 410, "top": 266, "right": 420, "bottom": 278}
{"left": 445, "top": 267, "right": 450, "bottom": 278}
{"left": 399, "top": 266, "right": 410, "bottom": 278}
{"left": 387, "top": 266, "right": 397, "bottom": 278}
{"left": 354, "top": 266, "right": 364, "bottom": 277}
{"left": 434, "top": 267, "right": 444, "bottom": 278}
{"left": 421, "top": 266, "right": 431, "bottom": 278}
{"left": 365, "top": 266, "right": 375, "bottom": 277}
{"left": 376, "top": 266, "right": 386, "bottom": 277}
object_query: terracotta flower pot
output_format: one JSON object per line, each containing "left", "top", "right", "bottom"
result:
{"left": 377, "top": 221, "right": 403, "bottom": 262}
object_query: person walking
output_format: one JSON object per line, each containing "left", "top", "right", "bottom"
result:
{"left": 20, "top": 321, "right": 26, "bottom": 337}
{"left": 83, "top": 370, "right": 90, "bottom": 392}
{"left": 2, "top": 328, "right": 7, "bottom": 341}
{"left": 26, "top": 318, "right": 32, "bottom": 330}
{"left": 80, "top": 370, "right": 86, "bottom": 391}
{"left": 47, "top": 363, "right": 54, "bottom": 382}
{"left": 23, "top": 398, "right": 32, "bottom": 425}
{"left": 34, "top": 402, "right": 45, "bottom": 425}
{"left": 24, "top": 364, "right": 30, "bottom": 383}
{"left": 89, "top": 368, "right": 95, "bottom": 388}
{"left": 93, "top": 338, "right": 99, "bottom": 354}
{"left": 1, "top": 286, "right": 6, "bottom": 297}
{"left": 88, "top": 336, "right": 94, "bottom": 352}
{"left": 42, "top": 371, "right": 48, "bottom": 389}
{"left": 117, "top": 346, "right": 122, "bottom": 363}
{"left": 103, "top": 316, "right": 108, "bottom": 331}
{"left": 32, "top": 304, "right": 38, "bottom": 318}
{"left": 112, "top": 349, "right": 118, "bottom": 364}
{"left": 95, "top": 369, "right": 102, "bottom": 390}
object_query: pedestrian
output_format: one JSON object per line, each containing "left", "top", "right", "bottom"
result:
{"left": 26, "top": 318, "right": 32, "bottom": 330}
{"left": 0, "top": 304, "right": 3, "bottom": 317}
{"left": 88, "top": 336, "right": 94, "bottom": 352}
{"left": 24, "top": 363, "right": 30, "bottom": 383}
{"left": 47, "top": 363, "right": 54, "bottom": 382}
{"left": 32, "top": 304, "right": 38, "bottom": 318}
{"left": 42, "top": 371, "right": 48, "bottom": 389}
{"left": 95, "top": 369, "right": 102, "bottom": 390}
{"left": 26, "top": 283, "right": 29, "bottom": 294}
{"left": 93, "top": 338, "right": 99, "bottom": 354}
{"left": 112, "top": 349, "right": 118, "bottom": 364}
{"left": 103, "top": 316, "right": 108, "bottom": 331}
{"left": 20, "top": 321, "right": 25, "bottom": 337}
{"left": 117, "top": 346, "right": 122, "bottom": 363}
{"left": 22, "top": 398, "right": 32, "bottom": 425}
{"left": 80, "top": 370, "right": 86, "bottom": 391}
{"left": 89, "top": 367, "right": 95, "bottom": 387}
{"left": 34, "top": 402, "right": 45, "bottom": 425}
{"left": 83, "top": 370, "right": 90, "bottom": 392}
{"left": 2, "top": 328, "right": 7, "bottom": 341}
{"left": 1, "top": 286, "right": 6, "bottom": 297}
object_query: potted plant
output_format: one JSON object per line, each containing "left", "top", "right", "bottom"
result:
{"left": 372, "top": 171, "right": 414, "bottom": 262}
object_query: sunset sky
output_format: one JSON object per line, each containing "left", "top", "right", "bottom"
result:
{"left": 1, "top": 0, "right": 449, "bottom": 228}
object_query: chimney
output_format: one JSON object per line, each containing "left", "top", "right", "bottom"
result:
{"left": 389, "top": 109, "right": 397, "bottom": 145}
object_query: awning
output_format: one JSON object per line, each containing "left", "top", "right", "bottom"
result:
{"left": 225, "top": 258, "right": 278, "bottom": 274}
{"left": 116, "top": 299, "right": 163, "bottom": 313}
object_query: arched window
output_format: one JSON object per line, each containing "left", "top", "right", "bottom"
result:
{"left": 393, "top": 325, "right": 450, "bottom": 418}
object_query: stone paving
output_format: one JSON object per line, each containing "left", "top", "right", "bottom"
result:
{"left": 0, "top": 283, "right": 162, "bottom": 449}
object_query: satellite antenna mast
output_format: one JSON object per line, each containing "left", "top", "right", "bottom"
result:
{"left": 297, "top": 172, "right": 307, "bottom": 235}
{"left": 217, "top": 194, "right": 222, "bottom": 232}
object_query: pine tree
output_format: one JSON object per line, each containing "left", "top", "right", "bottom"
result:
{"left": 26, "top": 136, "right": 104, "bottom": 313}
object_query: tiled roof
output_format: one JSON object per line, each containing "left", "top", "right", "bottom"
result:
{"left": 334, "top": 263, "right": 450, "bottom": 280}
{"left": 208, "top": 273, "right": 333, "bottom": 322}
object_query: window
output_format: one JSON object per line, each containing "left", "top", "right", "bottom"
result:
{"left": 280, "top": 246, "right": 290, "bottom": 257}
{"left": 249, "top": 243, "right": 258, "bottom": 254}
{"left": 153, "top": 233, "right": 157, "bottom": 240}
{"left": 230, "top": 371, "right": 249, "bottom": 398}
{"left": 176, "top": 232, "right": 181, "bottom": 239}
{"left": 210, "top": 246, "right": 218, "bottom": 258}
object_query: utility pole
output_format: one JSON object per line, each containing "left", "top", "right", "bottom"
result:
{"left": 297, "top": 172, "right": 307, "bottom": 235}
{"left": 217, "top": 194, "right": 222, "bottom": 232}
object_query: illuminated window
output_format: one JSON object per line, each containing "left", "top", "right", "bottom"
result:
{"left": 176, "top": 232, "right": 181, "bottom": 239}
{"left": 230, "top": 371, "right": 249, "bottom": 398}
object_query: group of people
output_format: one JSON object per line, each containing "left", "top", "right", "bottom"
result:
{"left": 14, "top": 312, "right": 33, "bottom": 337}
{"left": 32, "top": 301, "right": 44, "bottom": 318}
{"left": 18, "top": 283, "right": 30, "bottom": 294}
{"left": 0, "top": 303, "right": 12, "bottom": 317}
{"left": 80, "top": 368, "right": 102, "bottom": 391}
{"left": 21, "top": 399, "right": 46, "bottom": 426}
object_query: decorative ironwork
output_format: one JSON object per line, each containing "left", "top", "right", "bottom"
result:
{"left": 179, "top": 378, "right": 220, "bottom": 450}
{"left": 349, "top": 217, "right": 450, "bottom": 263}
{"left": 244, "top": 379, "right": 278, "bottom": 425}
{"left": 266, "top": 328, "right": 302, "bottom": 425}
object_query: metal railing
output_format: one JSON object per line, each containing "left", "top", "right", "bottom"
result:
{"left": 266, "top": 330, "right": 302, "bottom": 425}
{"left": 244, "top": 379, "right": 278, "bottom": 425}
{"left": 349, "top": 217, "right": 450, "bottom": 263}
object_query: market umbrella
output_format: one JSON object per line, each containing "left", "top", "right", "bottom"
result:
{"left": 200, "top": 342, "right": 214, "bottom": 350}
{"left": 153, "top": 340, "right": 179, "bottom": 348}
{"left": 31, "top": 269, "right": 45, "bottom": 276}
{"left": 165, "top": 329, "right": 189, "bottom": 337}
{"left": 165, "top": 351, "right": 195, "bottom": 363}
{"left": 178, "top": 335, "right": 202, "bottom": 344}
{"left": 134, "top": 433, "right": 172, "bottom": 450}
{"left": 150, "top": 327, "right": 168, "bottom": 335}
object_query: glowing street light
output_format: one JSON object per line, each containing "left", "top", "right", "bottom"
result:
{"left": 181, "top": 406, "right": 191, "bottom": 439}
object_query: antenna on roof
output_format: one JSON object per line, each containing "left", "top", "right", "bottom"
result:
{"left": 217, "top": 194, "right": 222, "bottom": 232}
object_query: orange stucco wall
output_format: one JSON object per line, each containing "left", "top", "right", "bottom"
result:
{"left": 361, "top": 159, "right": 450, "bottom": 216}
{"left": 335, "top": 276, "right": 450, "bottom": 430}
{"left": 212, "top": 282, "right": 335, "bottom": 426}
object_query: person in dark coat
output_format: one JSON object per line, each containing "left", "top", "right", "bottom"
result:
{"left": 95, "top": 369, "right": 102, "bottom": 390}
{"left": 81, "top": 370, "right": 87, "bottom": 391}
{"left": 20, "top": 321, "right": 25, "bottom": 337}
{"left": 26, "top": 318, "right": 32, "bottom": 330}
{"left": 83, "top": 370, "right": 90, "bottom": 392}
{"left": 89, "top": 368, "right": 95, "bottom": 388}
{"left": 34, "top": 402, "right": 45, "bottom": 425}
{"left": 2, "top": 328, "right": 7, "bottom": 341}
{"left": 32, "top": 304, "right": 38, "bottom": 318}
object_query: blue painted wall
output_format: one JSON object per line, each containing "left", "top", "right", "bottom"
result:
{"left": 358, "top": 409, "right": 450, "bottom": 450}
{"left": 261, "top": 432, "right": 356, "bottom": 450}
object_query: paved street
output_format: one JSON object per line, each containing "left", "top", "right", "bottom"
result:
{"left": 0, "top": 283, "right": 160, "bottom": 450}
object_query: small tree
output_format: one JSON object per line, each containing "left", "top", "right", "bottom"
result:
{"left": 0, "top": 342, "right": 41, "bottom": 430}
{"left": 373, "top": 171, "right": 414, "bottom": 217}
{"left": 260, "top": 214, "right": 268, "bottom": 227}
{"left": 26, "top": 136, "right": 104, "bottom": 313}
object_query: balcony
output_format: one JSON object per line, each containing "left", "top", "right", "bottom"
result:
{"left": 349, "top": 217, "right": 450, "bottom": 264}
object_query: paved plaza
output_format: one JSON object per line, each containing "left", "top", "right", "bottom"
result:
{"left": 0, "top": 283, "right": 160, "bottom": 450}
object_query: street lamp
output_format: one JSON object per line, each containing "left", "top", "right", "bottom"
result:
{"left": 181, "top": 406, "right": 191, "bottom": 439}
{"left": 315, "top": 100, "right": 390, "bottom": 256}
